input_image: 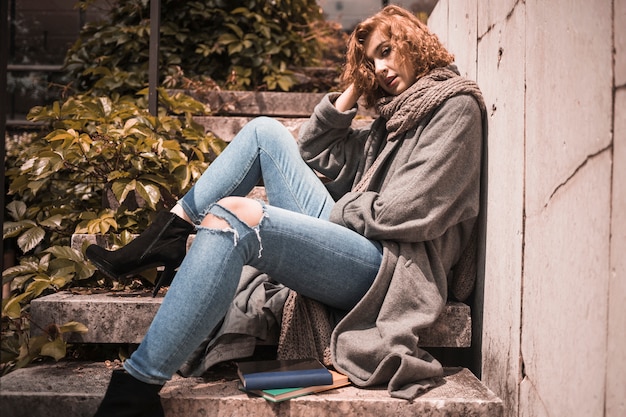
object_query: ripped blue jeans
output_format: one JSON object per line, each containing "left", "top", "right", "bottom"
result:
{"left": 123, "top": 117, "right": 383, "bottom": 385}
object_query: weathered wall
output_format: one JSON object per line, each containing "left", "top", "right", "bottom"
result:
{"left": 429, "top": 1, "right": 625, "bottom": 417}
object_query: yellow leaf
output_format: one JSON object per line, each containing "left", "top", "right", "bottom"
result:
{"left": 2, "top": 297, "right": 23, "bottom": 319}
{"left": 26, "top": 279, "right": 52, "bottom": 298}
{"left": 16, "top": 334, "right": 48, "bottom": 365}
{"left": 2, "top": 291, "right": 32, "bottom": 319}
{"left": 40, "top": 338, "right": 67, "bottom": 361}
{"left": 59, "top": 321, "right": 89, "bottom": 334}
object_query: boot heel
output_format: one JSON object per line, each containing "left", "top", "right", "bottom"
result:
{"left": 85, "top": 211, "right": 195, "bottom": 294}
{"left": 153, "top": 265, "right": 177, "bottom": 297}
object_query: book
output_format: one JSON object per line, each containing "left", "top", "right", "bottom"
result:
{"left": 241, "top": 370, "right": 350, "bottom": 402}
{"left": 236, "top": 358, "right": 333, "bottom": 390}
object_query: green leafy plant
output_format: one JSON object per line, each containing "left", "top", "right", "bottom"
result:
{"left": 2, "top": 88, "right": 226, "bottom": 373}
{"left": 66, "top": 0, "right": 324, "bottom": 94}
{"left": 1, "top": 316, "right": 88, "bottom": 376}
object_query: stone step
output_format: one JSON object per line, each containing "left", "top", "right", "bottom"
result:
{"left": 0, "top": 361, "right": 503, "bottom": 417}
{"left": 30, "top": 291, "right": 471, "bottom": 347}
{"left": 178, "top": 89, "right": 375, "bottom": 142}
{"left": 198, "top": 116, "right": 311, "bottom": 142}
{"left": 185, "top": 90, "right": 327, "bottom": 117}
{"left": 62, "top": 231, "right": 471, "bottom": 348}
{"left": 180, "top": 90, "right": 376, "bottom": 118}
{"left": 196, "top": 115, "right": 373, "bottom": 142}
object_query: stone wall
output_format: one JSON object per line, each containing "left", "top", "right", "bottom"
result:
{"left": 429, "top": 1, "right": 625, "bottom": 417}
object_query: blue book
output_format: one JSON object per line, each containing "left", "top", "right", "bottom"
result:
{"left": 240, "top": 370, "right": 350, "bottom": 402}
{"left": 236, "top": 358, "right": 333, "bottom": 390}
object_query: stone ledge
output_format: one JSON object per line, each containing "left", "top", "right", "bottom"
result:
{"left": 183, "top": 90, "right": 327, "bottom": 117}
{"left": 178, "top": 90, "right": 376, "bottom": 119}
{"left": 30, "top": 292, "right": 471, "bottom": 347}
{"left": 0, "top": 361, "right": 503, "bottom": 417}
{"left": 196, "top": 116, "right": 373, "bottom": 142}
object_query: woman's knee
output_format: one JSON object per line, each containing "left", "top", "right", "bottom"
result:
{"left": 201, "top": 197, "right": 263, "bottom": 229}
{"left": 250, "top": 116, "right": 283, "bottom": 131}
{"left": 248, "top": 117, "right": 294, "bottom": 147}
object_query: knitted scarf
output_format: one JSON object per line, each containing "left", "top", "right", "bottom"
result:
{"left": 353, "top": 66, "right": 485, "bottom": 192}
{"left": 377, "top": 65, "right": 485, "bottom": 140}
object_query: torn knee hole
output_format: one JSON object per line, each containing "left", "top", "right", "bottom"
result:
{"left": 200, "top": 213, "right": 231, "bottom": 229}
{"left": 214, "top": 197, "right": 263, "bottom": 227}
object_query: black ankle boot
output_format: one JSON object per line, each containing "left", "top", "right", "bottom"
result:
{"left": 94, "top": 369, "right": 164, "bottom": 417}
{"left": 86, "top": 211, "right": 195, "bottom": 296}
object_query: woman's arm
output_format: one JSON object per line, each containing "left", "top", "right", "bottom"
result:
{"left": 334, "top": 84, "right": 361, "bottom": 113}
{"left": 298, "top": 91, "right": 372, "bottom": 196}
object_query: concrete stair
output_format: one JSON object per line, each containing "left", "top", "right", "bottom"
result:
{"left": 0, "top": 361, "right": 503, "bottom": 417}
{"left": 0, "top": 91, "right": 502, "bottom": 417}
{"left": 29, "top": 291, "right": 472, "bottom": 348}
{"left": 181, "top": 90, "right": 376, "bottom": 142}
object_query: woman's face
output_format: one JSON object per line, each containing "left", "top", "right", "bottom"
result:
{"left": 363, "top": 28, "right": 417, "bottom": 96}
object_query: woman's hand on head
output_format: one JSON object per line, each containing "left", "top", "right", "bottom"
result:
{"left": 334, "top": 84, "right": 362, "bottom": 113}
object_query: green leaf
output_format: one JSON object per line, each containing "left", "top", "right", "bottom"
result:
{"left": 17, "top": 334, "right": 49, "bottom": 365}
{"left": 277, "top": 76, "right": 295, "bottom": 92}
{"left": 3, "top": 263, "right": 39, "bottom": 282}
{"left": 3, "top": 221, "right": 31, "bottom": 239}
{"left": 27, "top": 180, "right": 47, "bottom": 195}
{"left": 27, "top": 105, "right": 48, "bottom": 122}
{"left": 6, "top": 200, "right": 27, "bottom": 221}
{"left": 108, "top": 170, "right": 132, "bottom": 181}
{"left": 86, "top": 216, "right": 118, "bottom": 235}
{"left": 135, "top": 181, "right": 161, "bottom": 210}
{"left": 2, "top": 298, "right": 22, "bottom": 319}
{"left": 75, "top": 261, "right": 98, "bottom": 280}
{"left": 230, "top": 7, "right": 251, "bottom": 15}
{"left": 44, "top": 246, "right": 83, "bottom": 262}
{"left": 228, "top": 42, "right": 244, "bottom": 55}
{"left": 39, "top": 214, "right": 65, "bottom": 228}
{"left": 224, "top": 23, "right": 244, "bottom": 39}
{"left": 137, "top": 174, "right": 172, "bottom": 190}
{"left": 98, "top": 96, "right": 113, "bottom": 116}
{"left": 111, "top": 179, "right": 133, "bottom": 203}
{"left": 25, "top": 279, "right": 53, "bottom": 298}
{"left": 46, "top": 129, "right": 78, "bottom": 142}
{"left": 2, "top": 291, "right": 32, "bottom": 319}
{"left": 17, "top": 226, "right": 46, "bottom": 253}
{"left": 172, "top": 165, "right": 191, "bottom": 191}
{"left": 217, "top": 33, "right": 239, "bottom": 45}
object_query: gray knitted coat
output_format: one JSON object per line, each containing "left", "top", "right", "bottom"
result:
{"left": 298, "top": 89, "right": 485, "bottom": 399}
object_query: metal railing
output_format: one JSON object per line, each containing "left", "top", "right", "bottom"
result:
{"left": 1, "top": 0, "right": 8, "bottom": 270}
{"left": 149, "top": 0, "right": 160, "bottom": 116}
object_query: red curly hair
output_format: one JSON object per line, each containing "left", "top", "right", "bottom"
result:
{"left": 341, "top": 5, "right": 454, "bottom": 108}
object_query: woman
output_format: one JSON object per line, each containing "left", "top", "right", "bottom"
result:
{"left": 88, "top": 5, "right": 486, "bottom": 415}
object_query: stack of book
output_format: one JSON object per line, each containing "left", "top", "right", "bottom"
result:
{"left": 236, "top": 358, "right": 350, "bottom": 402}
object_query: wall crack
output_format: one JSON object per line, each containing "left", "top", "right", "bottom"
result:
{"left": 477, "top": 0, "right": 523, "bottom": 40}
{"left": 521, "top": 371, "right": 553, "bottom": 417}
{"left": 546, "top": 144, "right": 612, "bottom": 206}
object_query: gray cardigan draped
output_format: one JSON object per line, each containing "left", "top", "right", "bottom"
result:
{"left": 298, "top": 89, "right": 485, "bottom": 399}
